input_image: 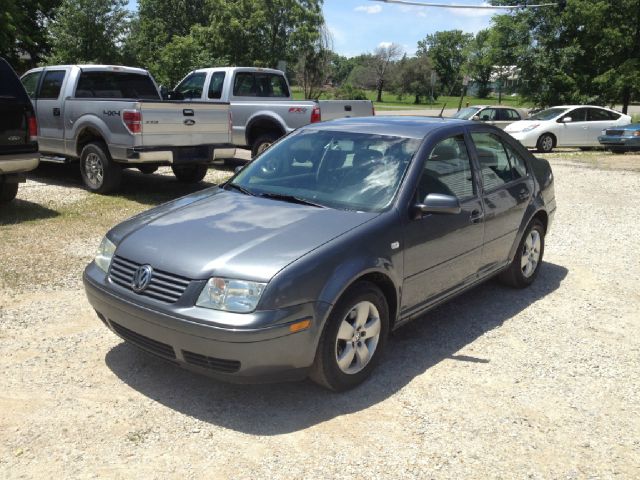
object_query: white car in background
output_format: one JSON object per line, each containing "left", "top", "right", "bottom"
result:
{"left": 505, "top": 105, "right": 631, "bottom": 153}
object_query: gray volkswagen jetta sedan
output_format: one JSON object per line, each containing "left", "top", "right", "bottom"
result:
{"left": 84, "top": 116, "right": 556, "bottom": 391}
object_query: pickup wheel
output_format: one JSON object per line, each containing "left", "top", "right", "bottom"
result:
{"left": 80, "top": 142, "right": 122, "bottom": 194}
{"left": 0, "top": 181, "right": 19, "bottom": 204}
{"left": 251, "top": 133, "right": 280, "bottom": 157}
{"left": 171, "top": 164, "right": 208, "bottom": 183}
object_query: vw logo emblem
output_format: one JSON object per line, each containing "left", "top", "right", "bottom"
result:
{"left": 184, "top": 119, "right": 196, "bottom": 126}
{"left": 132, "top": 265, "right": 153, "bottom": 292}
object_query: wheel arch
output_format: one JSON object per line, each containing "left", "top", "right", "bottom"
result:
{"left": 508, "top": 207, "right": 549, "bottom": 262}
{"left": 76, "top": 126, "right": 108, "bottom": 157}
{"left": 538, "top": 131, "right": 557, "bottom": 148}
{"left": 245, "top": 114, "right": 285, "bottom": 148}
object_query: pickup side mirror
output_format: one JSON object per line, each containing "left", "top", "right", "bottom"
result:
{"left": 159, "top": 85, "right": 169, "bottom": 100}
{"left": 414, "top": 193, "right": 461, "bottom": 217}
{"left": 165, "top": 90, "right": 184, "bottom": 101}
{"left": 560, "top": 116, "right": 572, "bottom": 123}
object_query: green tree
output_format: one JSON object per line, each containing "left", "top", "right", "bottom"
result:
{"left": 47, "top": 0, "right": 129, "bottom": 64}
{"left": 464, "top": 29, "right": 493, "bottom": 99}
{"left": 294, "top": 25, "right": 332, "bottom": 99}
{"left": 395, "top": 53, "right": 435, "bottom": 104}
{"left": 1, "top": 0, "right": 61, "bottom": 71}
{"left": 418, "top": 30, "right": 472, "bottom": 96}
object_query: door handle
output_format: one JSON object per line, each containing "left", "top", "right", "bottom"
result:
{"left": 470, "top": 209, "right": 484, "bottom": 224}
{"left": 53, "top": 107, "right": 61, "bottom": 117}
{"left": 183, "top": 109, "right": 194, "bottom": 116}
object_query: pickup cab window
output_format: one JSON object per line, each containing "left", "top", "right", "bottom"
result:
{"left": 75, "top": 72, "right": 159, "bottom": 100}
{"left": 39, "top": 70, "right": 66, "bottom": 99}
{"left": 233, "top": 72, "right": 289, "bottom": 98}
{"left": 207, "top": 72, "right": 225, "bottom": 99}
{"left": 20, "top": 71, "right": 41, "bottom": 99}
{"left": 174, "top": 72, "right": 206, "bottom": 100}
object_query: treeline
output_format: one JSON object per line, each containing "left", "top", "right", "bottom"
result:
{"left": 1, "top": 0, "right": 638, "bottom": 111}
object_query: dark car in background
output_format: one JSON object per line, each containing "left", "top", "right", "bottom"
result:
{"left": 84, "top": 116, "right": 555, "bottom": 391}
{"left": 598, "top": 124, "right": 640, "bottom": 153}
{"left": 0, "top": 57, "right": 39, "bottom": 203}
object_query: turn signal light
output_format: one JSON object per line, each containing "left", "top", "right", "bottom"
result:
{"left": 123, "top": 110, "right": 142, "bottom": 134}
{"left": 310, "top": 105, "right": 321, "bottom": 123}
{"left": 289, "top": 318, "right": 312, "bottom": 333}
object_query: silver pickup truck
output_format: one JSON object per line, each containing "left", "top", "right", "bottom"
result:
{"left": 169, "top": 67, "right": 374, "bottom": 156}
{"left": 20, "top": 65, "right": 233, "bottom": 193}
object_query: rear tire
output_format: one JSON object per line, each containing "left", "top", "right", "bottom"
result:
{"left": 251, "top": 133, "right": 279, "bottom": 158}
{"left": 536, "top": 134, "right": 555, "bottom": 153}
{"left": 80, "top": 142, "right": 122, "bottom": 194}
{"left": 310, "top": 281, "right": 389, "bottom": 391}
{"left": 499, "top": 219, "right": 545, "bottom": 288}
{"left": 0, "top": 181, "right": 19, "bottom": 204}
{"left": 171, "top": 164, "right": 208, "bottom": 183}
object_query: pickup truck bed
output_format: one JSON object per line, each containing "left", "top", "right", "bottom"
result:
{"left": 21, "top": 65, "right": 233, "bottom": 193}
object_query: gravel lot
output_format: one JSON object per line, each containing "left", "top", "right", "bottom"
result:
{"left": 1, "top": 152, "right": 639, "bottom": 479}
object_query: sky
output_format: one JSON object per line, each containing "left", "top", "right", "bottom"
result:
{"left": 324, "top": 0, "right": 497, "bottom": 57}
{"left": 126, "top": 0, "right": 499, "bottom": 58}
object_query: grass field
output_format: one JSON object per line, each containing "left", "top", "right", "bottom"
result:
{"left": 290, "top": 86, "right": 532, "bottom": 110}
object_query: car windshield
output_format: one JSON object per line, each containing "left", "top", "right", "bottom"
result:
{"left": 228, "top": 130, "right": 422, "bottom": 212}
{"left": 451, "top": 107, "right": 481, "bottom": 119}
{"left": 529, "top": 107, "right": 568, "bottom": 121}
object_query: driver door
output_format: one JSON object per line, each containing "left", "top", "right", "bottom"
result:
{"left": 401, "top": 132, "right": 484, "bottom": 316}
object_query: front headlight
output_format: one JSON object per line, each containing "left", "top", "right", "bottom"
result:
{"left": 94, "top": 236, "right": 116, "bottom": 273}
{"left": 196, "top": 277, "right": 266, "bottom": 313}
{"left": 522, "top": 123, "right": 540, "bottom": 132}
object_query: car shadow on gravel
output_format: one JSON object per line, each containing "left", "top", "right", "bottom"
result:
{"left": 27, "top": 162, "right": 229, "bottom": 206}
{"left": 0, "top": 198, "right": 59, "bottom": 225}
{"left": 105, "top": 262, "right": 568, "bottom": 435}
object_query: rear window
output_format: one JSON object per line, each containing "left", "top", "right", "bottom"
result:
{"left": 0, "top": 59, "right": 30, "bottom": 101}
{"left": 232, "top": 72, "right": 290, "bottom": 98}
{"left": 75, "top": 71, "right": 159, "bottom": 100}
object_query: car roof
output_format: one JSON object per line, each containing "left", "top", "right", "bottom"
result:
{"left": 300, "top": 116, "right": 469, "bottom": 139}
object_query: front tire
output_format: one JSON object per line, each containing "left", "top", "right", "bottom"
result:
{"left": 171, "top": 164, "right": 208, "bottom": 183}
{"left": 80, "top": 142, "right": 122, "bottom": 194}
{"left": 310, "top": 281, "right": 389, "bottom": 391}
{"left": 0, "top": 181, "right": 19, "bottom": 204}
{"left": 536, "top": 133, "right": 555, "bottom": 153}
{"left": 499, "top": 219, "right": 545, "bottom": 288}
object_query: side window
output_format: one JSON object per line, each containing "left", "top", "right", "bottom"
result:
{"left": 479, "top": 108, "right": 497, "bottom": 121}
{"left": 268, "top": 74, "right": 289, "bottom": 97}
{"left": 175, "top": 72, "right": 206, "bottom": 99}
{"left": 21, "top": 72, "right": 42, "bottom": 98}
{"left": 418, "top": 135, "right": 475, "bottom": 201}
{"left": 233, "top": 72, "right": 256, "bottom": 96}
{"left": 470, "top": 132, "right": 515, "bottom": 190}
{"left": 566, "top": 108, "right": 587, "bottom": 122}
{"left": 506, "top": 109, "right": 521, "bottom": 120}
{"left": 608, "top": 111, "right": 621, "bottom": 120}
{"left": 207, "top": 72, "right": 225, "bottom": 99}
{"left": 587, "top": 108, "right": 612, "bottom": 121}
{"left": 38, "top": 70, "right": 66, "bottom": 99}
{"left": 503, "top": 142, "right": 528, "bottom": 179}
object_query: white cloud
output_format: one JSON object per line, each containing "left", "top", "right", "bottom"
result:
{"left": 354, "top": 5, "right": 383, "bottom": 14}
{"left": 378, "top": 41, "right": 393, "bottom": 49}
{"left": 399, "top": 5, "right": 427, "bottom": 17}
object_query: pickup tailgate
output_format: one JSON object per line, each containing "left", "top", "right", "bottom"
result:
{"left": 140, "top": 102, "right": 230, "bottom": 146}
{"left": 318, "top": 100, "right": 374, "bottom": 121}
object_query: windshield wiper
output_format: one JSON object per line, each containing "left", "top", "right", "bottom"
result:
{"left": 224, "top": 182, "right": 255, "bottom": 196}
{"left": 260, "top": 192, "right": 325, "bottom": 208}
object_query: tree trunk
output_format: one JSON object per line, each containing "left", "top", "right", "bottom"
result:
{"left": 622, "top": 86, "right": 631, "bottom": 114}
{"left": 415, "top": 95, "right": 420, "bottom": 104}
{"left": 376, "top": 81, "right": 383, "bottom": 103}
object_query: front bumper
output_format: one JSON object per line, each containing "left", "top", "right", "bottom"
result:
{"left": 0, "top": 152, "right": 40, "bottom": 175}
{"left": 598, "top": 135, "right": 640, "bottom": 149}
{"left": 83, "top": 262, "right": 329, "bottom": 383}
{"left": 506, "top": 131, "right": 537, "bottom": 148}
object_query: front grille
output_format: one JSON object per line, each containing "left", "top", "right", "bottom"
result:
{"left": 109, "top": 256, "right": 191, "bottom": 303}
{"left": 110, "top": 321, "right": 176, "bottom": 360}
{"left": 182, "top": 350, "right": 241, "bottom": 373}
{"left": 605, "top": 129, "right": 624, "bottom": 136}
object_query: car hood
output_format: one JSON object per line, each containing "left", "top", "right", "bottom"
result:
{"left": 113, "top": 188, "right": 377, "bottom": 282}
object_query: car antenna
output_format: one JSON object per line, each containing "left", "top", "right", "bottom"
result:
{"left": 439, "top": 103, "right": 447, "bottom": 118}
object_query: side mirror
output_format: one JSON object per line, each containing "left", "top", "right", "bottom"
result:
{"left": 560, "top": 116, "right": 572, "bottom": 123}
{"left": 414, "top": 193, "right": 461, "bottom": 217}
{"left": 234, "top": 166, "right": 243, "bottom": 174}
{"left": 472, "top": 115, "right": 480, "bottom": 121}
{"left": 159, "top": 85, "right": 169, "bottom": 99}
{"left": 166, "top": 90, "right": 184, "bottom": 101}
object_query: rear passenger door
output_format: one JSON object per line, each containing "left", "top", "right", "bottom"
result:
{"left": 34, "top": 68, "right": 69, "bottom": 153}
{"left": 402, "top": 132, "right": 484, "bottom": 314}
{"left": 469, "top": 129, "right": 534, "bottom": 273}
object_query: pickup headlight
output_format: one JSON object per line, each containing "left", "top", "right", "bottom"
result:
{"left": 196, "top": 277, "right": 266, "bottom": 313}
{"left": 95, "top": 236, "right": 116, "bottom": 273}
{"left": 522, "top": 123, "right": 540, "bottom": 132}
